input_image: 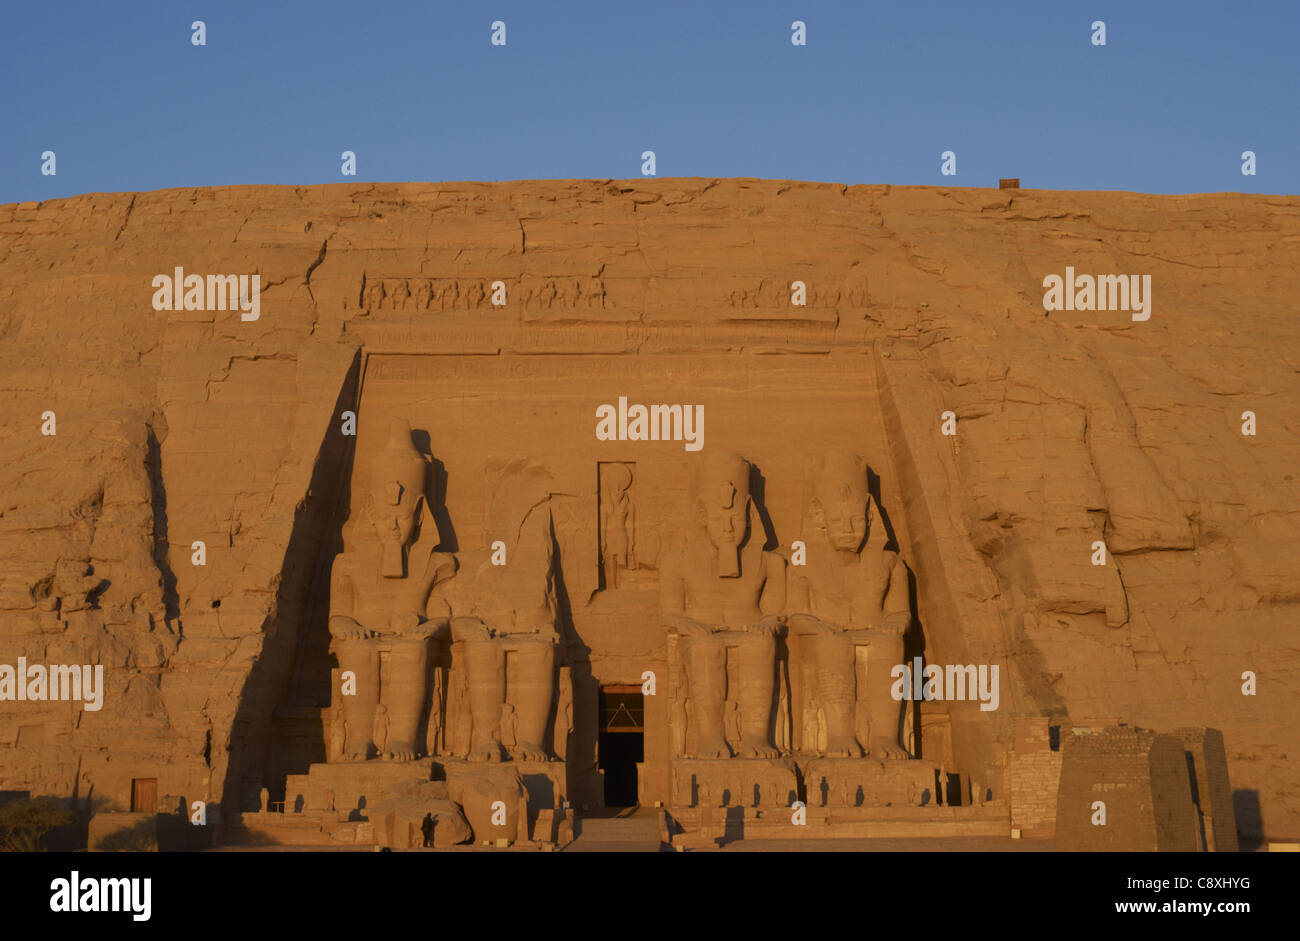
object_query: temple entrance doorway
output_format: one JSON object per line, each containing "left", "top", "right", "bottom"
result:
{"left": 598, "top": 686, "right": 644, "bottom": 807}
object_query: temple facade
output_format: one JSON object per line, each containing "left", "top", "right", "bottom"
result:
{"left": 258, "top": 316, "right": 1006, "bottom": 847}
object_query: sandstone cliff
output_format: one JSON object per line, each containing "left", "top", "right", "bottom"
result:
{"left": 0, "top": 179, "right": 1295, "bottom": 841}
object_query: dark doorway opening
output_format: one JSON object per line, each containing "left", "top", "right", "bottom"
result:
{"left": 598, "top": 686, "right": 644, "bottom": 807}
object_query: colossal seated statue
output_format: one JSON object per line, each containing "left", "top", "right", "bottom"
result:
{"left": 787, "top": 451, "right": 912, "bottom": 759}
{"left": 659, "top": 452, "right": 786, "bottom": 759}
{"left": 328, "top": 418, "right": 455, "bottom": 762}
{"left": 431, "top": 498, "right": 561, "bottom": 764}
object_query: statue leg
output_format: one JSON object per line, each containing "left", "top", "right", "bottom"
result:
{"left": 335, "top": 637, "right": 379, "bottom": 761}
{"left": 810, "top": 631, "right": 862, "bottom": 758}
{"left": 737, "top": 626, "right": 780, "bottom": 759}
{"left": 382, "top": 635, "right": 430, "bottom": 761}
{"left": 462, "top": 638, "right": 506, "bottom": 762}
{"left": 865, "top": 634, "right": 909, "bottom": 759}
{"left": 800, "top": 653, "right": 821, "bottom": 754}
{"left": 682, "top": 634, "right": 730, "bottom": 759}
{"left": 785, "top": 635, "right": 806, "bottom": 754}
{"left": 508, "top": 637, "right": 555, "bottom": 762}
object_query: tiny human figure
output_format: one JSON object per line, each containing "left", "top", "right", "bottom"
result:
{"left": 421, "top": 812, "right": 434, "bottom": 847}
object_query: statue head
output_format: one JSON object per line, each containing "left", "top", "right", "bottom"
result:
{"left": 368, "top": 418, "right": 429, "bottom": 578}
{"left": 693, "top": 452, "right": 752, "bottom": 577}
{"left": 810, "top": 451, "right": 871, "bottom": 554}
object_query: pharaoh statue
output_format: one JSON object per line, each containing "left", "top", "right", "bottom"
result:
{"left": 432, "top": 495, "right": 561, "bottom": 763}
{"left": 659, "top": 452, "right": 786, "bottom": 759}
{"left": 329, "top": 418, "right": 456, "bottom": 761}
{"left": 787, "top": 451, "right": 912, "bottom": 759}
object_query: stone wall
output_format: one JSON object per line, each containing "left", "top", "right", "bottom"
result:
{"left": 1055, "top": 727, "right": 1203, "bottom": 851}
{"left": 1009, "top": 717, "right": 1062, "bottom": 837}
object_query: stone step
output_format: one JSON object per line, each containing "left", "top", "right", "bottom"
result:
{"left": 566, "top": 812, "right": 662, "bottom": 851}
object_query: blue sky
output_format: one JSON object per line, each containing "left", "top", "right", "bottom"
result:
{"left": 2, "top": 0, "right": 1295, "bottom": 202}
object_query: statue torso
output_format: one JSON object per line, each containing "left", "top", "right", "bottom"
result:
{"left": 677, "top": 537, "right": 772, "bottom": 629}
{"left": 800, "top": 542, "right": 898, "bottom": 629}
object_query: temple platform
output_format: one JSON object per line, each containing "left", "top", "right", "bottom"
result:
{"left": 269, "top": 756, "right": 569, "bottom": 848}
{"left": 669, "top": 803, "right": 1011, "bottom": 849}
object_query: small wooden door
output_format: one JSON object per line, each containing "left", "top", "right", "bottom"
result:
{"left": 131, "top": 778, "right": 157, "bottom": 813}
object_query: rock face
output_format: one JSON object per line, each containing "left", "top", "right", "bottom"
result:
{"left": 0, "top": 179, "right": 1296, "bottom": 844}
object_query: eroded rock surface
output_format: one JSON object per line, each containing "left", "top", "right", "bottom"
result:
{"left": 0, "top": 179, "right": 1295, "bottom": 841}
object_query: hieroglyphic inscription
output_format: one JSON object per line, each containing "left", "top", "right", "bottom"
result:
{"left": 725, "top": 277, "right": 870, "bottom": 309}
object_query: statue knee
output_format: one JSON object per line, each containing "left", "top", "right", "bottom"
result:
{"left": 788, "top": 613, "right": 831, "bottom": 636}
{"left": 450, "top": 615, "right": 491, "bottom": 642}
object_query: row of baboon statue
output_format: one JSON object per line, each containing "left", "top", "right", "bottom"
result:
{"left": 358, "top": 277, "right": 871, "bottom": 313}
{"left": 359, "top": 277, "right": 607, "bottom": 311}
{"left": 726, "top": 281, "right": 870, "bottom": 309}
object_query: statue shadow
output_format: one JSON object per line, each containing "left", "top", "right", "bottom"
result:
{"left": 747, "top": 464, "right": 780, "bottom": 550}
{"left": 410, "top": 429, "right": 459, "bottom": 552}
{"left": 865, "top": 465, "right": 901, "bottom": 554}
{"left": 720, "top": 806, "right": 745, "bottom": 845}
{"left": 1233, "top": 789, "right": 1263, "bottom": 851}
{"left": 224, "top": 349, "right": 362, "bottom": 820}
{"left": 547, "top": 509, "right": 587, "bottom": 770}
{"left": 868, "top": 464, "right": 927, "bottom": 759}
{"left": 146, "top": 424, "right": 181, "bottom": 622}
